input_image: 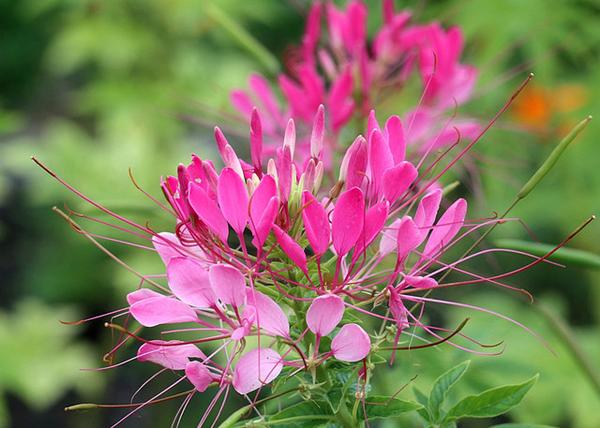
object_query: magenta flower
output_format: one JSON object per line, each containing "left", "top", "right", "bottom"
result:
{"left": 232, "top": 0, "right": 481, "bottom": 167}
{"left": 34, "top": 3, "right": 586, "bottom": 426}
{"left": 35, "top": 94, "right": 566, "bottom": 427}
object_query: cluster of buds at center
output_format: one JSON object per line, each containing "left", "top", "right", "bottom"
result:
{"left": 124, "top": 104, "right": 475, "bottom": 408}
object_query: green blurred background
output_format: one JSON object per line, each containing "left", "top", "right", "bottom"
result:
{"left": 1, "top": 0, "right": 599, "bottom": 426}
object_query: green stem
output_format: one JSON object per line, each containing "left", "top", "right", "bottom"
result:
{"left": 206, "top": 3, "right": 280, "bottom": 75}
{"left": 262, "top": 415, "right": 334, "bottom": 425}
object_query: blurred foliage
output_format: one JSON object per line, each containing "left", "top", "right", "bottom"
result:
{"left": 0, "top": 299, "right": 102, "bottom": 428}
{"left": 1, "top": 0, "right": 599, "bottom": 426}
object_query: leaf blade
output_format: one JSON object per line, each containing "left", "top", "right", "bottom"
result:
{"left": 360, "top": 395, "right": 422, "bottom": 420}
{"left": 446, "top": 375, "right": 538, "bottom": 421}
{"left": 429, "top": 360, "right": 471, "bottom": 422}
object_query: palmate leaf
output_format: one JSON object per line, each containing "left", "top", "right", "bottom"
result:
{"left": 446, "top": 375, "right": 538, "bottom": 421}
{"left": 428, "top": 360, "right": 471, "bottom": 422}
{"left": 359, "top": 395, "right": 423, "bottom": 420}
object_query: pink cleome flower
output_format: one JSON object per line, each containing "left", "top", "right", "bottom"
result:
{"left": 231, "top": 0, "right": 481, "bottom": 167}
{"left": 31, "top": 3, "right": 575, "bottom": 426}
{"left": 35, "top": 91, "right": 565, "bottom": 425}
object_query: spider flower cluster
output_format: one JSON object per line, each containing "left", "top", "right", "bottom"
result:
{"left": 232, "top": 0, "right": 481, "bottom": 166}
{"left": 108, "top": 103, "right": 491, "bottom": 425}
{"left": 42, "top": 2, "right": 574, "bottom": 427}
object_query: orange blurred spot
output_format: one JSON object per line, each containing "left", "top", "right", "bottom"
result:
{"left": 512, "top": 85, "right": 551, "bottom": 129}
{"left": 512, "top": 83, "right": 588, "bottom": 135}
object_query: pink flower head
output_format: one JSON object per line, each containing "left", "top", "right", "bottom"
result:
{"left": 231, "top": 0, "right": 479, "bottom": 168}
{"left": 37, "top": 4, "right": 564, "bottom": 422}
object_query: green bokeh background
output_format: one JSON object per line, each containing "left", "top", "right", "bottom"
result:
{"left": 1, "top": 0, "right": 599, "bottom": 426}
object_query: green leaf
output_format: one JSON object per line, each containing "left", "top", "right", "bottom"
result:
{"left": 268, "top": 400, "right": 332, "bottom": 426}
{"left": 429, "top": 360, "right": 471, "bottom": 422}
{"left": 359, "top": 396, "right": 422, "bottom": 420}
{"left": 413, "top": 387, "right": 432, "bottom": 422}
{"left": 446, "top": 375, "right": 538, "bottom": 421}
{"left": 491, "top": 424, "right": 557, "bottom": 428}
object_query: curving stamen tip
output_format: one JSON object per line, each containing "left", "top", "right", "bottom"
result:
{"left": 528, "top": 72, "right": 535, "bottom": 78}
{"left": 586, "top": 115, "right": 593, "bottom": 121}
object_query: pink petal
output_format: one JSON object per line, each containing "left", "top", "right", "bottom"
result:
{"left": 331, "top": 323, "right": 371, "bottom": 362}
{"left": 151, "top": 232, "right": 180, "bottom": 264}
{"left": 368, "top": 129, "right": 394, "bottom": 196}
{"left": 346, "top": 0, "right": 367, "bottom": 51}
{"left": 208, "top": 264, "right": 246, "bottom": 308}
{"left": 353, "top": 201, "right": 389, "bottom": 260}
{"left": 230, "top": 90, "right": 253, "bottom": 118}
{"left": 379, "top": 218, "right": 401, "bottom": 257}
{"left": 283, "top": 119, "right": 296, "bottom": 158}
{"left": 250, "top": 108, "right": 263, "bottom": 172}
{"left": 389, "top": 289, "right": 409, "bottom": 331}
{"left": 423, "top": 198, "right": 467, "bottom": 257}
{"left": 328, "top": 69, "right": 354, "bottom": 131}
{"left": 306, "top": 294, "right": 345, "bottom": 336}
{"left": 152, "top": 232, "right": 204, "bottom": 266}
{"left": 340, "top": 135, "right": 367, "bottom": 189}
{"left": 382, "top": 161, "right": 418, "bottom": 203}
{"left": 218, "top": 168, "right": 249, "bottom": 235}
{"left": 404, "top": 275, "right": 438, "bottom": 289}
{"left": 214, "top": 128, "right": 244, "bottom": 179}
{"left": 279, "top": 75, "right": 307, "bottom": 119}
{"left": 384, "top": 115, "right": 406, "bottom": 164}
{"left": 302, "top": 159, "right": 317, "bottom": 192}
{"left": 397, "top": 216, "right": 422, "bottom": 260}
{"left": 272, "top": 225, "right": 308, "bottom": 274}
{"left": 249, "top": 74, "right": 284, "bottom": 125}
{"left": 130, "top": 296, "right": 198, "bottom": 327}
{"left": 310, "top": 105, "right": 325, "bottom": 159}
{"left": 185, "top": 361, "right": 213, "bottom": 392}
{"left": 233, "top": 348, "right": 283, "bottom": 394}
{"left": 127, "top": 288, "right": 162, "bottom": 306}
{"left": 213, "top": 126, "right": 229, "bottom": 154}
{"left": 166, "top": 257, "right": 215, "bottom": 308}
{"left": 250, "top": 175, "right": 277, "bottom": 225}
{"left": 301, "top": 191, "right": 330, "bottom": 257}
{"left": 251, "top": 196, "right": 279, "bottom": 248}
{"left": 276, "top": 146, "right": 293, "bottom": 202}
{"left": 382, "top": 0, "right": 395, "bottom": 25}
{"left": 367, "top": 109, "right": 380, "bottom": 137}
{"left": 245, "top": 289, "right": 289, "bottom": 338}
{"left": 414, "top": 189, "right": 442, "bottom": 238}
{"left": 332, "top": 187, "right": 365, "bottom": 257}
{"left": 137, "top": 340, "right": 205, "bottom": 370}
{"left": 231, "top": 326, "right": 248, "bottom": 341}
{"left": 188, "top": 182, "right": 229, "bottom": 242}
